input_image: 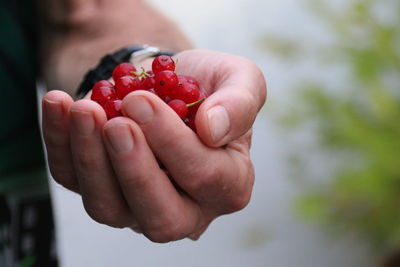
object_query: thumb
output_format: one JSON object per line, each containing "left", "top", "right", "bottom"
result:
{"left": 196, "top": 73, "right": 267, "bottom": 147}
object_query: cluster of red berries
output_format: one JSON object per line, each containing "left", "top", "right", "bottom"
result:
{"left": 90, "top": 55, "right": 206, "bottom": 131}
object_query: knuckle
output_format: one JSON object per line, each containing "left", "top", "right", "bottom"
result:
{"left": 48, "top": 161, "right": 79, "bottom": 192}
{"left": 144, "top": 228, "right": 177, "bottom": 243}
{"left": 239, "top": 57, "right": 267, "bottom": 108}
{"left": 143, "top": 225, "right": 181, "bottom": 243}
{"left": 84, "top": 202, "right": 127, "bottom": 229}
{"left": 224, "top": 190, "right": 252, "bottom": 214}
{"left": 118, "top": 173, "right": 149, "bottom": 192}
{"left": 257, "top": 71, "right": 267, "bottom": 106}
{"left": 51, "top": 171, "right": 77, "bottom": 191}
{"left": 142, "top": 215, "right": 186, "bottom": 243}
{"left": 224, "top": 163, "right": 255, "bottom": 213}
{"left": 44, "top": 132, "right": 69, "bottom": 148}
{"left": 159, "top": 130, "right": 188, "bottom": 150}
{"left": 75, "top": 152, "right": 98, "bottom": 172}
{"left": 250, "top": 64, "right": 267, "bottom": 106}
{"left": 184, "top": 161, "right": 222, "bottom": 194}
{"left": 238, "top": 92, "right": 259, "bottom": 128}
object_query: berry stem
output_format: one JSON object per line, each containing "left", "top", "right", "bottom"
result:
{"left": 132, "top": 67, "right": 149, "bottom": 78}
{"left": 186, "top": 98, "right": 205, "bottom": 107}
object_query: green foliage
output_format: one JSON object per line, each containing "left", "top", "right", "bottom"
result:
{"left": 277, "top": 0, "right": 400, "bottom": 251}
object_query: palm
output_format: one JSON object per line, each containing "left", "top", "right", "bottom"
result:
{"left": 41, "top": 49, "right": 266, "bottom": 242}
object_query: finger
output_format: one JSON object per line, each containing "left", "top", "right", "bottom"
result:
{"left": 42, "top": 90, "right": 79, "bottom": 192}
{"left": 177, "top": 50, "right": 267, "bottom": 147}
{"left": 122, "top": 91, "right": 253, "bottom": 214}
{"left": 69, "top": 100, "right": 133, "bottom": 228}
{"left": 103, "top": 116, "right": 202, "bottom": 242}
{"left": 195, "top": 56, "right": 267, "bottom": 147}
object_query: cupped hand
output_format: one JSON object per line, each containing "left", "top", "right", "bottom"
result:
{"left": 42, "top": 49, "right": 266, "bottom": 242}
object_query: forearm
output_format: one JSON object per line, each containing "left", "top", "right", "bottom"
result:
{"left": 37, "top": 0, "right": 192, "bottom": 95}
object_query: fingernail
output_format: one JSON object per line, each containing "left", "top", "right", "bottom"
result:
{"left": 104, "top": 124, "right": 134, "bottom": 153}
{"left": 207, "top": 105, "right": 230, "bottom": 143}
{"left": 43, "top": 99, "right": 63, "bottom": 121}
{"left": 70, "top": 110, "right": 95, "bottom": 135}
{"left": 123, "top": 96, "right": 154, "bottom": 124}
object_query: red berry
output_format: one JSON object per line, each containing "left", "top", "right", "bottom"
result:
{"left": 154, "top": 70, "right": 179, "bottom": 101}
{"left": 152, "top": 55, "right": 175, "bottom": 74}
{"left": 141, "top": 76, "right": 155, "bottom": 90}
{"left": 92, "top": 80, "right": 114, "bottom": 91}
{"left": 91, "top": 86, "right": 116, "bottom": 106}
{"left": 95, "top": 56, "right": 206, "bottom": 126}
{"left": 104, "top": 100, "right": 122, "bottom": 119}
{"left": 179, "top": 75, "right": 200, "bottom": 88}
{"left": 112, "top": 63, "right": 136, "bottom": 81}
{"left": 188, "top": 89, "right": 207, "bottom": 115}
{"left": 115, "top": 75, "right": 143, "bottom": 99}
{"left": 185, "top": 112, "right": 197, "bottom": 132}
{"left": 175, "top": 78, "right": 200, "bottom": 104}
{"left": 168, "top": 99, "right": 188, "bottom": 118}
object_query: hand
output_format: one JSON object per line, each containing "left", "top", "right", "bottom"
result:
{"left": 42, "top": 49, "right": 267, "bottom": 242}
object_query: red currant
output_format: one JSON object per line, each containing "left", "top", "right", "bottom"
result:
{"left": 185, "top": 112, "right": 197, "bottom": 132}
{"left": 91, "top": 86, "right": 116, "bottom": 106}
{"left": 141, "top": 76, "right": 155, "bottom": 90}
{"left": 175, "top": 78, "right": 200, "bottom": 104}
{"left": 92, "top": 80, "right": 114, "bottom": 91}
{"left": 154, "top": 70, "right": 179, "bottom": 100}
{"left": 112, "top": 63, "right": 136, "bottom": 81}
{"left": 91, "top": 56, "right": 206, "bottom": 126}
{"left": 152, "top": 55, "right": 175, "bottom": 74}
{"left": 179, "top": 75, "right": 200, "bottom": 88}
{"left": 168, "top": 99, "right": 188, "bottom": 118}
{"left": 115, "top": 75, "right": 143, "bottom": 99}
{"left": 188, "top": 89, "right": 207, "bottom": 115}
{"left": 104, "top": 100, "right": 122, "bottom": 119}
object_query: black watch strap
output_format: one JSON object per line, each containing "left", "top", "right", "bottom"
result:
{"left": 76, "top": 45, "right": 175, "bottom": 98}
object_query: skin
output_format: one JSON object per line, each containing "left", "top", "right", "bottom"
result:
{"left": 39, "top": 0, "right": 267, "bottom": 242}
{"left": 37, "top": 0, "right": 192, "bottom": 94}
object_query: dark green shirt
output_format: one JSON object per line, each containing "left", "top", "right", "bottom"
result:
{"left": 0, "top": 0, "right": 47, "bottom": 195}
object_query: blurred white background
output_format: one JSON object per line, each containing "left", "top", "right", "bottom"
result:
{"left": 48, "top": 0, "right": 376, "bottom": 266}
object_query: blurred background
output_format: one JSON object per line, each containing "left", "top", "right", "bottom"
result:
{"left": 48, "top": 0, "right": 399, "bottom": 266}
